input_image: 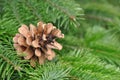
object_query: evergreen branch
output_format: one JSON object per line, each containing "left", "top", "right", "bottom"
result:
{"left": 23, "top": 63, "right": 71, "bottom": 80}
{"left": 63, "top": 32, "right": 120, "bottom": 67}
{"left": 46, "top": 0, "right": 76, "bottom": 20}
{"left": 0, "top": 54, "right": 21, "bottom": 71}
{"left": 83, "top": 3, "right": 120, "bottom": 17}
{"left": 45, "top": 0, "right": 83, "bottom": 28}
{"left": 23, "top": 0, "right": 41, "bottom": 20}
{"left": 85, "top": 14, "right": 113, "bottom": 23}
{"left": 61, "top": 48, "right": 120, "bottom": 80}
{"left": 4, "top": 0, "right": 22, "bottom": 24}
{"left": 0, "top": 39, "right": 24, "bottom": 79}
{"left": 10, "top": 3, "right": 22, "bottom": 24}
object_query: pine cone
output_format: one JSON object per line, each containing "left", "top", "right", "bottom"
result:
{"left": 13, "top": 21, "right": 64, "bottom": 67}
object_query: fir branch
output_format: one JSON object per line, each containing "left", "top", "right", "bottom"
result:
{"left": 45, "top": 0, "right": 83, "bottom": 28}
{"left": 85, "top": 14, "right": 113, "bottom": 23}
{"left": 83, "top": 3, "right": 120, "bottom": 17}
{"left": 23, "top": 0, "right": 41, "bottom": 20}
{"left": 61, "top": 48, "right": 120, "bottom": 80}
{"left": 10, "top": 2, "right": 22, "bottom": 24}
{"left": 4, "top": 0, "right": 22, "bottom": 24}
{"left": 46, "top": 0, "right": 76, "bottom": 20}
{"left": 0, "top": 54, "right": 21, "bottom": 71}
{"left": 23, "top": 63, "right": 71, "bottom": 80}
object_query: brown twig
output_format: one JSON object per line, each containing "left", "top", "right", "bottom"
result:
{"left": 85, "top": 14, "right": 113, "bottom": 23}
{"left": 46, "top": 0, "right": 76, "bottom": 20}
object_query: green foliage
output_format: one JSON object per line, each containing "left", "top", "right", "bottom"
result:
{"left": 62, "top": 48, "right": 120, "bottom": 80}
{"left": 1, "top": 0, "right": 83, "bottom": 33}
{"left": 24, "top": 63, "right": 71, "bottom": 80}
{"left": 0, "top": 39, "right": 26, "bottom": 80}
{"left": 1, "top": 0, "right": 120, "bottom": 80}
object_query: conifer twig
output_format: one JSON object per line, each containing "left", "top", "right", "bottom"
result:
{"left": 0, "top": 54, "right": 21, "bottom": 71}
{"left": 85, "top": 14, "right": 113, "bottom": 22}
{"left": 46, "top": 0, "right": 76, "bottom": 20}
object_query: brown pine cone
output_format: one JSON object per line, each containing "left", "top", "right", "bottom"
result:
{"left": 13, "top": 21, "right": 64, "bottom": 67}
